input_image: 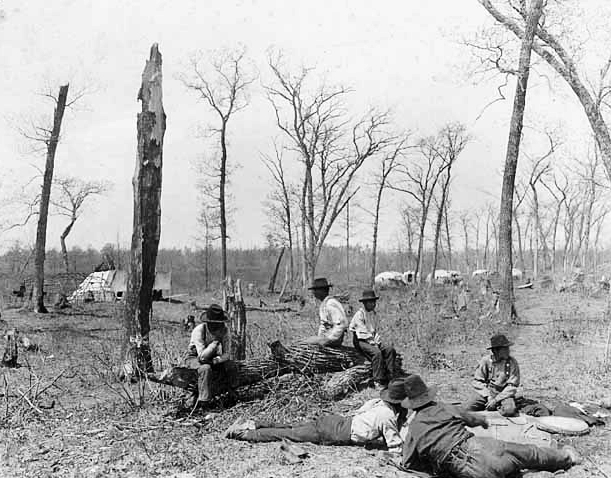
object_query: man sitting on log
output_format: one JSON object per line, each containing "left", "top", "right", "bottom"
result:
{"left": 224, "top": 378, "right": 408, "bottom": 453}
{"left": 183, "top": 303, "right": 236, "bottom": 409}
{"left": 463, "top": 333, "right": 520, "bottom": 417}
{"left": 350, "top": 289, "right": 397, "bottom": 391}
{"left": 305, "top": 277, "right": 349, "bottom": 347}
{"left": 400, "top": 374, "right": 580, "bottom": 477}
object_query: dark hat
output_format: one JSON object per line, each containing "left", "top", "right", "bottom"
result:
{"left": 380, "top": 378, "right": 408, "bottom": 404}
{"left": 308, "top": 277, "right": 333, "bottom": 290}
{"left": 487, "top": 333, "right": 513, "bottom": 349}
{"left": 359, "top": 289, "right": 380, "bottom": 303}
{"left": 401, "top": 375, "right": 437, "bottom": 409}
{"left": 204, "top": 303, "right": 228, "bottom": 323}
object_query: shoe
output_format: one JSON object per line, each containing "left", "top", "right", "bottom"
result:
{"left": 222, "top": 418, "right": 256, "bottom": 439}
{"left": 562, "top": 446, "right": 582, "bottom": 466}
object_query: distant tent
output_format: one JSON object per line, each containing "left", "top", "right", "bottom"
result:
{"left": 69, "top": 270, "right": 172, "bottom": 303}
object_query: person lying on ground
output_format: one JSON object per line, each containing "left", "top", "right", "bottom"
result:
{"left": 400, "top": 374, "right": 581, "bottom": 478}
{"left": 304, "top": 277, "right": 349, "bottom": 347}
{"left": 463, "top": 333, "right": 520, "bottom": 417}
{"left": 349, "top": 289, "right": 398, "bottom": 391}
{"left": 182, "top": 303, "right": 237, "bottom": 409}
{"left": 224, "top": 378, "right": 408, "bottom": 453}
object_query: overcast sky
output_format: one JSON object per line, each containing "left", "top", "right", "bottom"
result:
{"left": 0, "top": 0, "right": 606, "bottom": 253}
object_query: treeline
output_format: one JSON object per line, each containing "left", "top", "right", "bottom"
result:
{"left": 2, "top": 241, "right": 610, "bottom": 296}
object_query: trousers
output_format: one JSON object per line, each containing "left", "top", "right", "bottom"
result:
{"left": 443, "top": 436, "right": 572, "bottom": 478}
{"left": 354, "top": 339, "right": 397, "bottom": 384}
{"left": 464, "top": 392, "right": 517, "bottom": 417}
{"left": 238, "top": 415, "right": 353, "bottom": 445}
{"left": 183, "top": 352, "right": 237, "bottom": 402}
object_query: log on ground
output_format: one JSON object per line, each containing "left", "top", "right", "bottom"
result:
{"left": 149, "top": 341, "right": 370, "bottom": 396}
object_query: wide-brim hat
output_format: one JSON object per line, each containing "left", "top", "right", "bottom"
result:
{"left": 380, "top": 378, "right": 408, "bottom": 404}
{"left": 308, "top": 277, "right": 333, "bottom": 290}
{"left": 487, "top": 333, "right": 513, "bottom": 349}
{"left": 203, "top": 303, "right": 228, "bottom": 323}
{"left": 359, "top": 289, "right": 379, "bottom": 303}
{"left": 401, "top": 375, "right": 437, "bottom": 409}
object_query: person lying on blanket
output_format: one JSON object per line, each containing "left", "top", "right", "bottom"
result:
{"left": 224, "top": 378, "right": 408, "bottom": 453}
{"left": 400, "top": 374, "right": 580, "bottom": 478}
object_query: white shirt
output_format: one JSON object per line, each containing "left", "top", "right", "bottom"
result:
{"left": 350, "top": 398, "right": 402, "bottom": 454}
{"left": 318, "top": 296, "right": 349, "bottom": 342}
{"left": 349, "top": 307, "right": 381, "bottom": 345}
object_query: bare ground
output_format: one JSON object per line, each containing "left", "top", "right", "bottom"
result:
{"left": 1, "top": 288, "right": 610, "bottom": 478}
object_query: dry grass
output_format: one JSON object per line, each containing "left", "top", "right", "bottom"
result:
{"left": 0, "top": 286, "right": 610, "bottom": 477}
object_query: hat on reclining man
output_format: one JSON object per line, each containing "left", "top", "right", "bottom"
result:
{"left": 401, "top": 374, "right": 437, "bottom": 410}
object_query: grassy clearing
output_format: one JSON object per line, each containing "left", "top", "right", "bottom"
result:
{"left": 0, "top": 287, "right": 610, "bottom": 477}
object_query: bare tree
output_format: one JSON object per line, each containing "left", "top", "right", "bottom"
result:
{"left": 366, "top": 137, "right": 409, "bottom": 286}
{"left": 401, "top": 205, "right": 419, "bottom": 270}
{"left": 541, "top": 170, "right": 569, "bottom": 276}
{"left": 496, "top": 0, "right": 544, "bottom": 322}
{"left": 428, "top": 123, "right": 470, "bottom": 280}
{"left": 266, "top": 54, "right": 394, "bottom": 287}
{"left": 51, "top": 176, "right": 111, "bottom": 273}
{"left": 525, "top": 135, "right": 554, "bottom": 279}
{"left": 123, "top": 44, "right": 166, "bottom": 379}
{"left": 261, "top": 142, "right": 297, "bottom": 283}
{"left": 181, "top": 47, "right": 255, "bottom": 281}
{"left": 477, "top": 0, "right": 611, "bottom": 181}
{"left": 390, "top": 138, "right": 448, "bottom": 283}
{"left": 22, "top": 84, "right": 70, "bottom": 313}
{"left": 459, "top": 210, "right": 472, "bottom": 272}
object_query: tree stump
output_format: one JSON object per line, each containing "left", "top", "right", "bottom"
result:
{"left": 2, "top": 329, "right": 19, "bottom": 368}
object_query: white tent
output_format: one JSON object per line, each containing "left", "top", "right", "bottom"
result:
{"left": 69, "top": 270, "right": 172, "bottom": 302}
{"left": 69, "top": 270, "right": 116, "bottom": 302}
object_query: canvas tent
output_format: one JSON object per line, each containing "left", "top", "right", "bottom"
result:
{"left": 69, "top": 270, "right": 172, "bottom": 302}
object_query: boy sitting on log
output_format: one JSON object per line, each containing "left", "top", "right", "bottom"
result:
{"left": 350, "top": 289, "right": 397, "bottom": 391}
{"left": 183, "top": 304, "right": 237, "bottom": 409}
{"left": 463, "top": 333, "right": 520, "bottom": 417}
{"left": 305, "top": 278, "right": 349, "bottom": 347}
{"left": 224, "top": 378, "right": 408, "bottom": 453}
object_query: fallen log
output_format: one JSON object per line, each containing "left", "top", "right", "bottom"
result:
{"left": 322, "top": 364, "right": 372, "bottom": 400}
{"left": 149, "top": 340, "right": 369, "bottom": 396}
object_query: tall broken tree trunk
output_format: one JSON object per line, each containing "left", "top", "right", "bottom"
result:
{"left": 224, "top": 277, "right": 247, "bottom": 360}
{"left": 32, "top": 84, "right": 69, "bottom": 314}
{"left": 123, "top": 44, "right": 166, "bottom": 379}
{"left": 268, "top": 247, "right": 285, "bottom": 293}
{"left": 498, "top": 0, "right": 544, "bottom": 323}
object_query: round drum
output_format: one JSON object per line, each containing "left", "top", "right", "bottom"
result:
{"left": 534, "top": 416, "right": 590, "bottom": 436}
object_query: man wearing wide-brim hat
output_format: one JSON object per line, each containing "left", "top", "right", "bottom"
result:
{"left": 225, "top": 378, "right": 407, "bottom": 453}
{"left": 183, "top": 303, "right": 237, "bottom": 408}
{"left": 349, "top": 289, "right": 397, "bottom": 391}
{"left": 400, "top": 375, "right": 580, "bottom": 477}
{"left": 463, "top": 333, "right": 520, "bottom": 417}
{"left": 304, "top": 277, "right": 349, "bottom": 347}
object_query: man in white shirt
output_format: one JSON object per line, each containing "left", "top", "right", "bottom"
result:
{"left": 350, "top": 289, "right": 397, "bottom": 390}
{"left": 224, "top": 378, "right": 407, "bottom": 454}
{"left": 183, "top": 304, "right": 237, "bottom": 408}
{"left": 305, "top": 277, "right": 348, "bottom": 347}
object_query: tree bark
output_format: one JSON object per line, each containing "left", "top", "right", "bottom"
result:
{"left": 32, "top": 84, "right": 69, "bottom": 313}
{"left": 268, "top": 247, "right": 285, "bottom": 293}
{"left": 370, "top": 187, "right": 383, "bottom": 287}
{"left": 220, "top": 123, "right": 228, "bottom": 281}
{"left": 498, "top": 0, "right": 544, "bottom": 322}
{"left": 123, "top": 44, "right": 166, "bottom": 378}
{"left": 60, "top": 216, "right": 76, "bottom": 273}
